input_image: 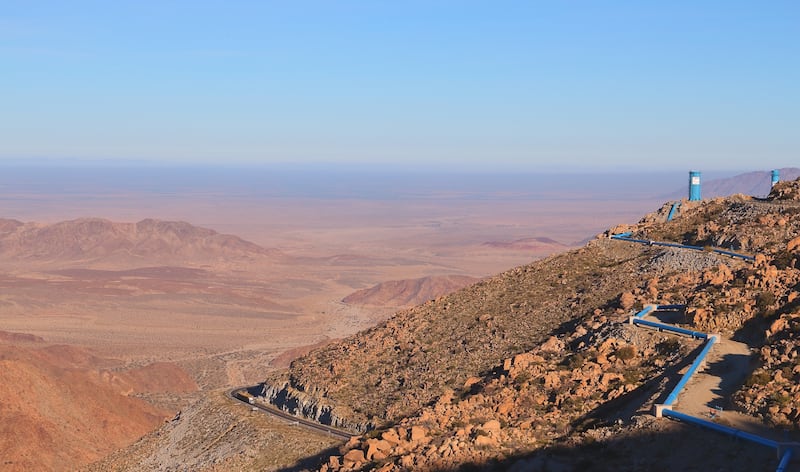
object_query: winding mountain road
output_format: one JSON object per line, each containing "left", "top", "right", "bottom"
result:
{"left": 228, "top": 387, "right": 352, "bottom": 441}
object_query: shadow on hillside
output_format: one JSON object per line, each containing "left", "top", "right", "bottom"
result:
{"left": 275, "top": 300, "right": 781, "bottom": 471}
{"left": 274, "top": 340, "right": 740, "bottom": 472}
{"left": 426, "top": 424, "right": 779, "bottom": 472}
{"left": 277, "top": 443, "right": 343, "bottom": 472}
{"left": 648, "top": 307, "right": 688, "bottom": 325}
{"left": 276, "top": 423, "right": 779, "bottom": 472}
{"left": 705, "top": 353, "right": 752, "bottom": 409}
{"left": 731, "top": 314, "right": 769, "bottom": 346}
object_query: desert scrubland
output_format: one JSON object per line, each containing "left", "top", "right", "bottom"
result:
{"left": 0, "top": 167, "right": 673, "bottom": 470}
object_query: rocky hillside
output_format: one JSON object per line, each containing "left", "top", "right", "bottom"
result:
{"left": 0, "top": 338, "right": 197, "bottom": 471}
{"left": 265, "top": 239, "right": 654, "bottom": 432}
{"left": 0, "top": 217, "right": 282, "bottom": 267}
{"left": 261, "top": 179, "right": 800, "bottom": 471}
{"left": 481, "top": 236, "right": 567, "bottom": 251}
{"left": 342, "top": 275, "right": 480, "bottom": 308}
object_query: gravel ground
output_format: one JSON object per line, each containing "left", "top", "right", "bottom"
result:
{"left": 648, "top": 248, "right": 728, "bottom": 273}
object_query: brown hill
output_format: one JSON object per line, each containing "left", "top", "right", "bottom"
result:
{"left": 481, "top": 236, "right": 566, "bottom": 251}
{"left": 0, "top": 217, "right": 282, "bottom": 267}
{"left": 341, "top": 275, "right": 480, "bottom": 307}
{"left": 0, "top": 341, "right": 197, "bottom": 471}
{"left": 0, "top": 330, "right": 44, "bottom": 343}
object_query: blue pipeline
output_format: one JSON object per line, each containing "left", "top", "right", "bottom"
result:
{"left": 610, "top": 234, "right": 755, "bottom": 262}
{"left": 776, "top": 449, "right": 792, "bottom": 472}
{"left": 711, "top": 248, "right": 756, "bottom": 261}
{"left": 667, "top": 202, "right": 681, "bottom": 221}
{"left": 634, "top": 306, "right": 655, "bottom": 318}
{"left": 632, "top": 317, "right": 708, "bottom": 340}
{"left": 611, "top": 234, "right": 702, "bottom": 250}
{"left": 631, "top": 298, "right": 790, "bottom": 468}
{"left": 662, "top": 409, "right": 779, "bottom": 449}
{"left": 656, "top": 241, "right": 704, "bottom": 251}
{"left": 663, "top": 337, "right": 717, "bottom": 406}
{"left": 772, "top": 169, "right": 780, "bottom": 188}
{"left": 621, "top": 237, "right": 657, "bottom": 245}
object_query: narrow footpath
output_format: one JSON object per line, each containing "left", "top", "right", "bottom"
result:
{"left": 639, "top": 308, "right": 784, "bottom": 441}
{"left": 614, "top": 232, "right": 798, "bottom": 471}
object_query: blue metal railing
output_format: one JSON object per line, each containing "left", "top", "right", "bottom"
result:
{"left": 632, "top": 305, "right": 794, "bottom": 469}
{"left": 712, "top": 248, "right": 756, "bottom": 261}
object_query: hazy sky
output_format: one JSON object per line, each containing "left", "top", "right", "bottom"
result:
{"left": 1, "top": 1, "right": 797, "bottom": 172}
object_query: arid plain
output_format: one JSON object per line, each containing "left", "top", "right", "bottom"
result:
{"left": 0, "top": 167, "right": 681, "bottom": 469}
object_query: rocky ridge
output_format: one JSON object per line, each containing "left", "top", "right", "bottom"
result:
{"left": 262, "top": 179, "right": 800, "bottom": 471}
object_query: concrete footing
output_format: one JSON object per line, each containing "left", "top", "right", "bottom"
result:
{"left": 654, "top": 404, "right": 671, "bottom": 418}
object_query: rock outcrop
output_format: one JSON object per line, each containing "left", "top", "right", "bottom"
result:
{"left": 261, "top": 381, "right": 371, "bottom": 433}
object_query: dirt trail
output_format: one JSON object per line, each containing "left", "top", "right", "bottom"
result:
{"left": 676, "top": 336, "right": 751, "bottom": 415}
{"left": 673, "top": 336, "right": 787, "bottom": 440}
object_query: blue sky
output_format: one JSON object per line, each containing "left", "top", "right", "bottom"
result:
{"left": 1, "top": 1, "right": 797, "bottom": 172}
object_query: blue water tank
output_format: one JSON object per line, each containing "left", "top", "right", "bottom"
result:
{"left": 689, "top": 171, "right": 701, "bottom": 201}
{"left": 772, "top": 169, "right": 780, "bottom": 187}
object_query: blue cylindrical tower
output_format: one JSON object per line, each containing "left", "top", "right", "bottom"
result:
{"left": 772, "top": 169, "right": 780, "bottom": 187}
{"left": 689, "top": 171, "right": 701, "bottom": 201}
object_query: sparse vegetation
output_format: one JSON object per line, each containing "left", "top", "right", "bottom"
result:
{"left": 757, "top": 292, "right": 777, "bottom": 316}
{"left": 745, "top": 371, "right": 772, "bottom": 387}
{"left": 616, "top": 346, "right": 636, "bottom": 361}
{"left": 656, "top": 339, "right": 681, "bottom": 356}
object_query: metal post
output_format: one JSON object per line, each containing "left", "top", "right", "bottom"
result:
{"left": 689, "top": 171, "right": 701, "bottom": 201}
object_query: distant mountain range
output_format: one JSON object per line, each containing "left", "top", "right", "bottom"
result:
{"left": 0, "top": 217, "right": 282, "bottom": 266}
{"left": 667, "top": 167, "right": 800, "bottom": 200}
{"left": 481, "top": 236, "right": 567, "bottom": 251}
